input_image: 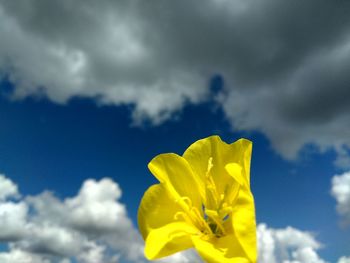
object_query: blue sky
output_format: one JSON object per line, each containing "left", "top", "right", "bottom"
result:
{"left": 0, "top": 79, "right": 349, "bottom": 262}
{"left": 1, "top": 1, "right": 350, "bottom": 263}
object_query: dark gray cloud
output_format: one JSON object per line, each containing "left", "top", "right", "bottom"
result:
{"left": 221, "top": 29, "right": 350, "bottom": 160}
{"left": 1, "top": 0, "right": 350, "bottom": 164}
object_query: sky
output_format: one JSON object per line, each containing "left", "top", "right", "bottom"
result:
{"left": 0, "top": 0, "right": 350, "bottom": 263}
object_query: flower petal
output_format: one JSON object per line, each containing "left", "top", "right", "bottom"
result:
{"left": 148, "top": 153, "right": 204, "bottom": 209}
{"left": 224, "top": 163, "right": 243, "bottom": 205}
{"left": 191, "top": 235, "right": 251, "bottom": 263}
{"left": 231, "top": 188, "right": 257, "bottom": 263}
{"left": 183, "top": 136, "right": 252, "bottom": 194}
{"left": 138, "top": 184, "right": 183, "bottom": 240}
{"left": 225, "top": 163, "right": 243, "bottom": 186}
{"left": 144, "top": 222, "right": 198, "bottom": 260}
{"left": 233, "top": 138, "right": 253, "bottom": 186}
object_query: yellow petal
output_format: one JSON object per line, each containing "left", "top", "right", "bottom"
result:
{"left": 232, "top": 138, "right": 252, "bottom": 186}
{"left": 191, "top": 235, "right": 251, "bottom": 263}
{"left": 138, "top": 184, "right": 183, "bottom": 240}
{"left": 225, "top": 163, "right": 243, "bottom": 186}
{"left": 144, "top": 222, "right": 198, "bottom": 260}
{"left": 231, "top": 189, "right": 257, "bottom": 263}
{"left": 224, "top": 163, "right": 243, "bottom": 205}
{"left": 183, "top": 136, "right": 252, "bottom": 194}
{"left": 148, "top": 153, "right": 204, "bottom": 209}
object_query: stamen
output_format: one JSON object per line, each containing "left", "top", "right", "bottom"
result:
{"left": 205, "top": 157, "right": 221, "bottom": 210}
{"left": 173, "top": 157, "right": 238, "bottom": 239}
{"left": 191, "top": 206, "right": 213, "bottom": 235}
{"left": 206, "top": 157, "right": 213, "bottom": 175}
{"left": 205, "top": 209, "right": 226, "bottom": 236}
{"left": 175, "top": 196, "right": 213, "bottom": 235}
{"left": 175, "top": 196, "right": 193, "bottom": 212}
{"left": 174, "top": 211, "right": 193, "bottom": 226}
{"left": 181, "top": 196, "right": 193, "bottom": 208}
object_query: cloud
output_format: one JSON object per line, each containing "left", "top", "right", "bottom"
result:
{"left": 1, "top": 174, "right": 350, "bottom": 263}
{"left": 157, "top": 249, "right": 201, "bottom": 263}
{"left": 0, "top": 174, "right": 27, "bottom": 242}
{"left": 0, "top": 174, "right": 19, "bottom": 200}
{"left": 220, "top": 34, "right": 350, "bottom": 162}
{"left": 331, "top": 171, "right": 350, "bottom": 226}
{"left": 1, "top": 0, "right": 350, "bottom": 163}
{"left": 0, "top": 248, "right": 52, "bottom": 263}
{"left": 0, "top": 0, "right": 208, "bottom": 125}
{"left": 257, "top": 223, "right": 327, "bottom": 263}
{"left": 0, "top": 174, "right": 142, "bottom": 262}
{"left": 0, "top": 174, "right": 203, "bottom": 263}
{"left": 338, "top": 257, "right": 350, "bottom": 263}
{"left": 65, "top": 178, "right": 127, "bottom": 234}
{"left": 334, "top": 146, "right": 350, "bottom": 172}
{"left": 0, "top": 201, "right": 28, "bottom": 241}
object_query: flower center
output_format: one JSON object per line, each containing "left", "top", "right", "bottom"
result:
{"left": 202, "top": 157, "right": 232, "bottom": 237}
{"left": 174, "top": 157, "right": 234, "bottom": 239}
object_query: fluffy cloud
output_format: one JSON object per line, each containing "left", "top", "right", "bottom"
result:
{"left": 331, "top": 172, "right": 350, "bottom": 226}
{"left": 1, "top": 174, "right": 350, "bottom": 263}
{"left": 1, "top": 0, "right": 350, "bottom": 164}
{"left": 0, "top": 175, "right": 142, "bottom": 263}
{"left": 0, "top": 173, "right": 204, "bottom": 263}
{"left": 257, "top": 224, "right": 326, "bottom": 263}
{"left": 0, "top": 174, "right": 27, "bottom": 241}
{"left": 0, "top": 174, "right": 19, "bottom": 200}
{"left": 65, "top": 178, "right": 127, "bottom": 233}
{"left": 0, "top": 201, "right": 28, "bottom": 241}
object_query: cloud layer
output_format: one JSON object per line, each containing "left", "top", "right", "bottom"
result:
{"left": 1, "top": 0, "right": 350, "bottom": 163}
{"left": 0, "top": 0, "right": 208, "bottom": 125}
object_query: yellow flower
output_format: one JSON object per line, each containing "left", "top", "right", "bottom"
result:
{"left": 138, "top": 136, "right": 257, "bottom": 263}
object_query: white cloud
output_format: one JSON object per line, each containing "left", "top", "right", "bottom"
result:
{"left": 0, "top": 175, "right": 27, "bottom": 241}
{"left": 338, "top": 256, "right": 350, "bottom": 263}
{"left": 0, "top": 248, "right": 51, "bottom": 263}
{"left": 65, "top": 178, "right": 124, "bottom": 232}
{"left": 156, "top": 249, "right": 201, "bottom": 263}
{"left": 0, "top": 174, "right": 202, "bottom": 263}
{"left": 257, "top": 224, "right": 326, "bottom": 263}
{"left": 1, "top": 174, "right": 350, "bottom": 263}
{"left": 76, "top": 242, "right": 115, "bottom": 263}
{"left": 0, "top": 175, "right": 207, "bottom": 263}
{"left": 0, "top": 201, "right": 28, "bottom": 241}
{"left": 288, "top": 247, "right": 327, "bottom": 263}
{"left": 0, "top": 174, "right": 19, "bottom": 200}
{"left": 19, "top": 223, "right": 84, "bottom": 257}
{"left": 331, "top": 172, "right": 350, "bottom": 226}
{"left": 0, "top": 175, "right": 144, "bottom": 263}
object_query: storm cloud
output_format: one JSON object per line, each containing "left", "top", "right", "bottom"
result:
{"left": 1, "top": 0, "right": 350, "bottom": 164}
